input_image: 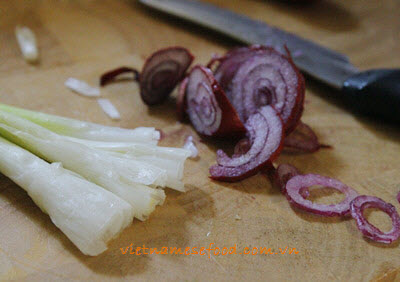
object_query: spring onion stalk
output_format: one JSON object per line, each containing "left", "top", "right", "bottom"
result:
{"left": 64, "top": 138, "right": 190, "bottom": 181}
{"left": 0, "top": 103, "right": 160, "bottom": 144}
{"left": 64, "top": 137, "right": 191, "bottom": 161}
{"left": 0, "top": 112, "right": 168, "bottom": 219}
{"left": 0, "top": 136, "right": 133, "bottom": 256}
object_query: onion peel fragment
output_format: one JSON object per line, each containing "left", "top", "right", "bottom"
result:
{"left": 284, "top": 121, "right": 331, "bottom": 153}
{"left": 100, "top": 67, "right": 139, "bottom": 86}
{"left": 269, "top": 163, "right": 301, "bottom": 192}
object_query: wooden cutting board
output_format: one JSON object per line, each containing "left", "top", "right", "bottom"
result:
{"left": 0, "top": 1, "right": 399, "bottom": 281}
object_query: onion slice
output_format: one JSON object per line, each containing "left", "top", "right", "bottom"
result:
{"left": 350, "top": 195, "right": 400, "bottom": 244}
{"left": 209, "top": 106, "right": 284, "bottom": 181}
{"left": 285, "top": 174, "right": 359, "bottom": 216}
{"left": 284, "top": 121, "right": 331, "bottom": 153}
{"left": 212, "top": 45, "right": 267, "bottom": 90}
{"left": 97, "top": 98, "right": 121, "bottom": 120}
{"left": 65, "top": 78, "right": 100, "bottom": 97}
{"left": 212, "top": 45, "right": 305, "bottom": 135}
{"left": 100, "top": 67, "right": 139, "bottom": 86}
{"left": 186, "top": 65, "right": 246, "bottom": 137}
{"left": 140, "top": 46, "right": 194, "bottom": 105}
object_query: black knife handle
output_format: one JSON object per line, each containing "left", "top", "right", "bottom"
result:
{"left": 342, "top": 69, "right": 400, "bottom": 124}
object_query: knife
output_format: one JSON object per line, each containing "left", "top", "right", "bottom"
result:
{"left": 139, "top": 0, "right": 400, "bottom": 124}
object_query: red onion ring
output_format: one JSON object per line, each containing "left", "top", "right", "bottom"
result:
{"left": 186, "top": 65, "right": 246, "bottom": 137}
{"left": 100, "top": 67, "right": 139, "bottom": 86}
{"left": 176, "top": 77, "right": 188, "bottom": 121}
{"left": 350, "top": 195, "right": 400, "bottom": 244}
{"left": 285, "top": 174, "right": 359, "bottom": 216}
{"left": 212, "top": 45, "right": 305, "bottom": 135}
{"left": 284, "top": 121, "right": 331, "bottom": 153}
{"left": 209, "top": 106, "right": 284, "bottom": 182}
{"left": 140, "top": 46, "right": 194, "bottom": 105}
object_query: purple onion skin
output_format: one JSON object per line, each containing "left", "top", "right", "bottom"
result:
{"left": 273, "top": 163, "right": 301, "bottom": 192}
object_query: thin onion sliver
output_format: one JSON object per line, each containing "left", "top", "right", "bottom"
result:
{"left": 65, "top": 78, "right": 100, "bottom": 97}
{"left": 97, "top": 98, "right": 121, "bottom": 120}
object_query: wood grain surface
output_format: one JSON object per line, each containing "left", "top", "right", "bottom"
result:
{"left": 0, "top": 0, "right": 399, "bottom": 281}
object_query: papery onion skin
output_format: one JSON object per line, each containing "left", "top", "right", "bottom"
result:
{"left": 186, "top": 65, "right": 246, "bottom": 137}
{"left": 284, "top": 121, "right": 331, "bottom": 153}
{"left": 100, "top": 67, "right": 139, "bottom": 86}
{"left": 140, "top": 47, "right": 194, "bottom": 105}
{"left": 270, "top": 163, "right": 301, "bottom": 192}
{"left": 350, "top": 195, "right": 400, "bottom": 244}
{"left": 209, "top": 106, "right": 284, "bottom": 182}
{"left": 285, "top": 174, "right": 359, "bottom": 217}
{"left": 212, "top": 45, "right": 305, "bottom": 135}
{"left": 176, "top": 77, "right": 188, "bottom": 121}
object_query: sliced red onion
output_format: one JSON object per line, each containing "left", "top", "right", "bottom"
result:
{"left": 176, "top": 77, "right": 188, "bottom": 121}
{"left": 284, "top": 121, "right": 331, "bottom": 153}
{"left": 271, "top": 163, "right": 301, "bottom": 192}
{"left": 285, "top": 174, "right": 359, "bottom": 216}
{"left": 213, "top": 45, "right": 305, "bottom": 135}
{"left": 100, "top": 67, "right": 139, "bottom": 86}
{"left": 209, "top": 106, "right": 284, "bottom": 182}
{"left": 186, "top": 65, "right": 246, "bottom": 137}
{"left": 350, "top": 195, "right": 400, "bottom": 244}
{"left": 140, "top": 47, "right": 194, "bottom": 105}
{"left": 212, "top": 45, "right": 266, "bottom": 91}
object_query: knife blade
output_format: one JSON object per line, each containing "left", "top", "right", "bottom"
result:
{"left": 140, "top": 0, "right": 400, "bottom": 124}
{"left": 139, "top": 0, "right": 358, "bottom": 89}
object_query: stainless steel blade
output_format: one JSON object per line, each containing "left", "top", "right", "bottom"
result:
{"left": 139, "top": 0, "right": 359, "bottom": 89}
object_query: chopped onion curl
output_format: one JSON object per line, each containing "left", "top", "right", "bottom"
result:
{"left": 65, "top": 78, "right": 101, "bottom": 97}
{"left": 183, "top": 136, "right": 198, "bottom": 159}
{"left": 15, "top": 26, "right": 39, "bottom": 63}
{"left": 97, "top": 98, "right": 121, "bottom": 120}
